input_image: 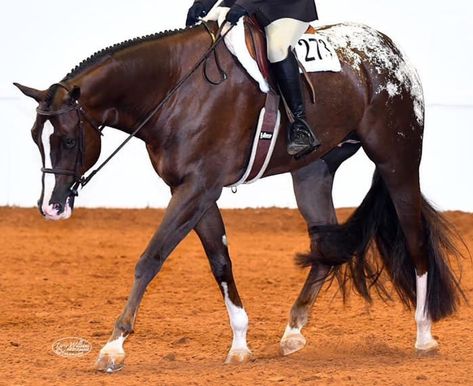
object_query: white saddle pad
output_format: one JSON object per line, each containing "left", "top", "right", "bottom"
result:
{"left": 204, "top": 8, "right": 341, "bottom": 93}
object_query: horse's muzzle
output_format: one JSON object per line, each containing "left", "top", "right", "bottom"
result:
{"left": 40, "top": 196, "right": 74, "bottom": 221}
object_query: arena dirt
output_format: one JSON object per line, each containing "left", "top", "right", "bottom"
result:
{"left": 1, "top": 208, "right": 472, "bottom": 385}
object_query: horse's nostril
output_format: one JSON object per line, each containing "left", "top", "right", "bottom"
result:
{"left": 53, "top": 202, "right": 64, "bottom": 213}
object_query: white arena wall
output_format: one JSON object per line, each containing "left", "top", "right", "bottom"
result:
{"left": 1, "top": 1, "right": 472, "bottom": 211}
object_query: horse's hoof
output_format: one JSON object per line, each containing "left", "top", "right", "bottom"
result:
{"left": 224, "top": 348, "right": 252, "bottom": 364}
{"left": 280, "top": 333, "right": 306, "bottom": 356}
{"left": 415, "top": 339, "right": 439, "bottom": 355}
{"left": 95, "top": 352, "right": 126, "bottom": 373}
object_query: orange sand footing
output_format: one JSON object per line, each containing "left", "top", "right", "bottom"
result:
{"left": 1, "top": 208, "right": 472, "bottom": 385}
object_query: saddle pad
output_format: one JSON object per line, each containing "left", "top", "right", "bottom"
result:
{"left": 204, "top": 7, "right": 270, "bottom": 93}
{"left": 205, "top": 8, "right": 341, "bottom": 92}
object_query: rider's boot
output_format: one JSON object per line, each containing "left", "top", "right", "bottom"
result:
{"left": 271, "top": 51, "right": 321, "bottom": 157}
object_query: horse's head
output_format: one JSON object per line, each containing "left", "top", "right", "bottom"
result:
{"left": 14, "top": 82, "right": 102, "bottom": 220}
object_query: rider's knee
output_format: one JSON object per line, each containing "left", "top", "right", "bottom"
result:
{"left": 267, "top": 43, "right": 290, "bottom": 63}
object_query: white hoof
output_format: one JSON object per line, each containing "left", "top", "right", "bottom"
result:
{"left": 415, "top": 338, "right": 439, "bottom": 354}
{"left": 280, "top": 333, "right": 307, "bottom": 356}
{"left": 224, "top": 348, "right": 252, "bottom": 364}
{"left": 95, "top": 336, "right": 126, "bottom": 373}
{"left": 95, "top": 351, "right": 126, "bottom": 373}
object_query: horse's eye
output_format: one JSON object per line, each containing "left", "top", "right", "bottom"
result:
{"left": 63, "top": 137, "right": 76, "bottom": 149}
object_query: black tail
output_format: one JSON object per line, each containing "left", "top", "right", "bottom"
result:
{"left": 297, "top": 171, "right": 466, "bottom": 322}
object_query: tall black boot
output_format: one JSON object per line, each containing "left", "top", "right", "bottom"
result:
{"left": 271, "top": 51, "right": 321, "bottom": 157}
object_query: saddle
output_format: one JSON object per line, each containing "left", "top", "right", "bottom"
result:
{"left": 243, "top": 17, "right": 316, "bottom": 103}
{"left": 228, "top": 18, "right": 318, "bottom": 187}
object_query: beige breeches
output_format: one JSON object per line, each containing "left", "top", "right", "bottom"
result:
{"left": 265, "top": 18, "right": 310, "bottom": 63}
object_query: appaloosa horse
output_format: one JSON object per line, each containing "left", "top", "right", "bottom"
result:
{"left": 15, "top": 21, "right": 462, "bottom": 372}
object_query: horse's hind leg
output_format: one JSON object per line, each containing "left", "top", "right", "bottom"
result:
{"left": 194, "top": 203, "right": 251, "bottom": 364}
{"left": 379, "top": 168, "right": 438, "bottom": 351}
{"left": 281, "top": 156, "right": 347, "bottom": 356}
{"left": 359, "top": 106, "right": 439, "bottom": 353}
{"left": 376, "top": 166, "right": 438, "bottom": 352}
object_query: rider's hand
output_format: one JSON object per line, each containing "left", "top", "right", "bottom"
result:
{"left": 225, "top": 4, "right": 248, "bottom": 25}
{"left": 186, "top": 2, "right": 206, "bottom": 27}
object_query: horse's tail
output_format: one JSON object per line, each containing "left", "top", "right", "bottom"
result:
{"left": 297, "top": 170, "right": 465, "bottom": 322}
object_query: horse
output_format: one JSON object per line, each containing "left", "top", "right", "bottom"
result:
{"left": 14, "top": 20, "right": 463, "bottom": 372}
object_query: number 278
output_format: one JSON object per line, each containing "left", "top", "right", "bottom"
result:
{"left": 298, "top": 38, "right": 333, "bottom": 62}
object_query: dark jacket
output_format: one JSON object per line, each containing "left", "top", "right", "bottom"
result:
{"left": 197, "top": 0, "right": 318, "bottom": 27}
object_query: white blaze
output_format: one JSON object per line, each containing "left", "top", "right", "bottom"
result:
{"left": 39, "top": 121, "right": 73, "bottom": 220}
{"left": 221, "top": 282, "right": 249, "bottom": 352}
{"left": 41, "top": 121, "right": 56, "bottom": 212}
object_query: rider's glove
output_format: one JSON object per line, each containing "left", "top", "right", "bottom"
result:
{"left": 225, "top": 4, "right": 248, "bottom": 25}
{"left": 186, "top": 2, "right": 207, "bottom": 27}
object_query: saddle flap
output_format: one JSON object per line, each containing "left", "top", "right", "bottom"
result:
{"left": 244, "top": 17, "right": 271, "bottom": 83}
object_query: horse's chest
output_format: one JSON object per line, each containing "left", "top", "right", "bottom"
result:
{"left": 147, "top": 147, "right": 183, "bottom": 187}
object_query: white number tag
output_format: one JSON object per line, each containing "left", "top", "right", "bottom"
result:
{"left": 294, "top": 34, "right": 341, "bottom": 73}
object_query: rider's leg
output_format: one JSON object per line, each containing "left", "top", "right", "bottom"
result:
{"left": 266, "top": 18, "right": 321, "bottom": 157}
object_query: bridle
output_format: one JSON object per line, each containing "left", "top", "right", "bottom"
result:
{"left": 36, "top": 85, "right": 104, "bottom": 197}
{"left": 36, "top": 22, "right": 233, "bottom": 198}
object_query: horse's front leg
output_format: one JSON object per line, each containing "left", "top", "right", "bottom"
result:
{"left": 95, "top": 181, "right": 221, "bottom": 372}
{"left": 194, "top": 203, "right": 251, "bottom": 364}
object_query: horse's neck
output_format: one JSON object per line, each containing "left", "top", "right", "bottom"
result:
{"left": 68, "top": 26, "right": 211, "bottom": 141}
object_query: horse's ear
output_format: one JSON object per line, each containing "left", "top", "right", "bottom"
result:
{"left": 13, "top": 83, "right": 47, "bottom": 102}
{"left": 68, "top": 85, "right": 81, "bottom": 102}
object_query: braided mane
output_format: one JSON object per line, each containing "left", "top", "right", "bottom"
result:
{"left": 62, "top": 26, "right": 195, "bottom": 81}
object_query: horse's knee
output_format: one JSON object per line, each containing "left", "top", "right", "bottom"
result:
{"left": 268, "top": 42, "right": 290, "bottom": 63}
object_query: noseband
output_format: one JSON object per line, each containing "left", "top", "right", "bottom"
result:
{"left": 36, "top": 83, "right": 103, "bottom": 196}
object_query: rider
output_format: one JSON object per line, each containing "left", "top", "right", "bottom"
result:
{"left": 186, "top": 0, "right": 321, "bottom": 157}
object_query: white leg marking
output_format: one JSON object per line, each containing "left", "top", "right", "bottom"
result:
{"left": 415, "top": 272, "right": 438, "bottom": 351}
{"left": 221, "top": 282, "right": 251, "bottom": 362}
{"left": 97, "top": 334, "right": 127, "bottom": 372}
{"left": 100, "top": 334, "right": 126, "bottom": 356}
{"left": 222, "top": 235, "right": 228, "bottom": 247}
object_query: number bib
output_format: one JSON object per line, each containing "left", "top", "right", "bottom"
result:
{"left": 294, "top": 34, "right": 342, "bottom": 73}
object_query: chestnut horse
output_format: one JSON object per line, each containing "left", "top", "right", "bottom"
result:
{"left": 15, "top": 21, "right": 462, "bottom": 372}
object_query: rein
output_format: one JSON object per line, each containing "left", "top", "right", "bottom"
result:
{"left": 38, "top": 23, "right": 233, "bottom": 197}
